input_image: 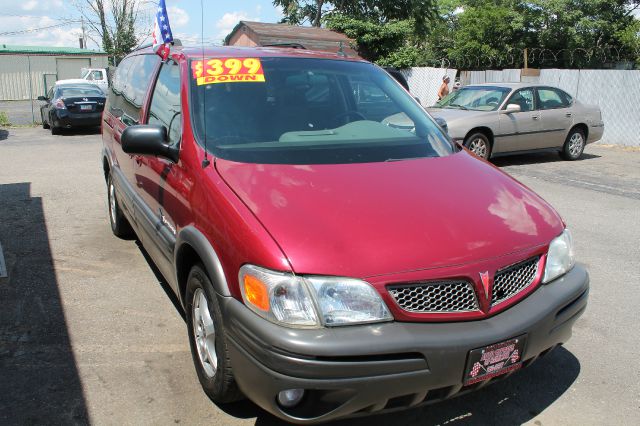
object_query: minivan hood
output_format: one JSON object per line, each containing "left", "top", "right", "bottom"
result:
{"left": 216, "top": 152, "right": 563, "bottom": 278}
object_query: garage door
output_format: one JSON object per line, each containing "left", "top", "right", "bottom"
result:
{"left": 56, "top": 58, "right": 91, "bottom": 80}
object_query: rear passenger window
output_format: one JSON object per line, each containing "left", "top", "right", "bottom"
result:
{"left": 538, "top": 88, "right": 571, "bottom": 110}
{"left": 108, "top": 54, "right": 160, "bottom": 126}
{"left": 147, "top": 62, "right": 181, "bottom": 146}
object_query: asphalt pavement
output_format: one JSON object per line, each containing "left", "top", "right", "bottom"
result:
{"left": 0, "top": 127, "right": 638, "bottom": 425}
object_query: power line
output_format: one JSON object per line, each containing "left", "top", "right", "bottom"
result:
{"left": 0, "top": 22, "right": 80, "bottom": 37}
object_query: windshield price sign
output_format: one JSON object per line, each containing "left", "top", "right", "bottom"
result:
{"left": 191, "top": 58, "right": 265, "bottom": 85}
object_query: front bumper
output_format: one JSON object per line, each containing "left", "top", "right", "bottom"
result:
{"left": 52, "top": 110, "right": 103, "bottom": 128}
{"left": 221, "top": 265, "right": 589, "bottom": 424}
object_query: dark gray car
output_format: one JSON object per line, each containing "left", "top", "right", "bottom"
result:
{"left": 428, "top": 83, "right": 604, "bottom": 160}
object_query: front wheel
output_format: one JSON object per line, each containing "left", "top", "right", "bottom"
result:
{"left": 107, "top": 173, "right": 133, "bottom": 238}
{"left": 561, "top": 128, "right": 585, "bottom": 161}
{"left": 186, "top": 264, "right": 243, "bottom": 404}
{"left": 464, "top": 132, "right": 492, "bottom": 160}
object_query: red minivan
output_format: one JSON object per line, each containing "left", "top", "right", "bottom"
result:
{"left": 102, "top": 45, "right": 588, "bottom": 424}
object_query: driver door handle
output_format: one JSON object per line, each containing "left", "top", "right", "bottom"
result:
{"left": 565, "top": 113, "right": 573, "bottom": 118}
{"left": 532, "top": 115, "right": 540, "bottom": 120}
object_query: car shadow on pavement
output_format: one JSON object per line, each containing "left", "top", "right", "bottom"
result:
{"left": 51, "top": 127, "right": 101, "bottom": 137}
{"left": 214, "top": 346, "right": 580, "bottom": 426}
{"left": 0, "top": 182, "right": 89, "bottom": 424}
{"left": 0, "top": 129, "right": 8, "bottom": 141}
{"left": 493, "top": 152, "right": 600, "bottom": 167}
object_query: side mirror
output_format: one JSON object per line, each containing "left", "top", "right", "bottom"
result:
{"left": 501, "top": 104, "right": 521, "bottom": 114}
{"left": 37, "top": 96, "right": 48, "bottom": 101}
{"left": 121, "top": 124, "right": 179, "bottom": 163}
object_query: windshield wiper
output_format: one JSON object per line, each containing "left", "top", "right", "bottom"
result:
{"left": 450, "top": 103, "right": 468, "bottom": 110}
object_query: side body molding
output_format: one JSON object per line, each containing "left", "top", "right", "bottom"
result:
{"left": 175, "top": 226, "right": 231, "bottom": 299}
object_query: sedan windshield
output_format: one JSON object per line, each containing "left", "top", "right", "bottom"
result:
{"left": 435, "top": 87, "right": 510, "bottom": 111}
{"left": 190, "top": 58, "right": 453, "bottom": 164}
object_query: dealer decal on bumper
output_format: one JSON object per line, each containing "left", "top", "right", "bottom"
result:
{"left": 464, "top": 335, "right": 526, "bottom": 385}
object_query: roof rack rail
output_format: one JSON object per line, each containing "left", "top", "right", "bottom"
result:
{"left": 261, "top": 42, "right": 306, "bottom": 49}
{"left": 131, "top": 39, "right": 182, "bottom": 52}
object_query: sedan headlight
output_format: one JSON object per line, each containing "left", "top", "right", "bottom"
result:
{"left": 543, "top": 229, "right": 575, "bottom": 283}
{"left": 239, "top": 265, "right": 392, "bottom": 328}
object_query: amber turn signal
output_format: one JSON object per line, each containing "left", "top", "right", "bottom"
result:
{"left": 244, "top": 275, "right": 270, "bottom": 311}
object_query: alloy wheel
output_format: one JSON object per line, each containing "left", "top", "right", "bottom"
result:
{"left": 468, "top": 138, "right": 488, "bottom": 159}
{"left": 108, "top": 181, "right": 117, "bottom": 226}
{"left": 192, "top": 288, "right": 218, "bottom": 378}
{"left": 569, "top": 133, "right": 585, "bottom": 157}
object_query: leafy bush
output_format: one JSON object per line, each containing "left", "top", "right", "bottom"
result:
{"left": 0, "top": 111, "right": 10, "bottom": 127}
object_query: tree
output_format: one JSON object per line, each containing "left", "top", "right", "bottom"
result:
{"left": 73, "top": 0, "right": 148, "bottom": 63}
{"left": 325, "top": 14, "right": 421, "bottom": 67}
{"left": 274, "top": 1, "right": 437, "bottom": 33}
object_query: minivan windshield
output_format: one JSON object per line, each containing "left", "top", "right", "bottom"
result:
{"left": 434, "top": 86, "right": 511, "bottom": 111}
{"left": 190, "top": 57, "right": 454, "bottom": 164}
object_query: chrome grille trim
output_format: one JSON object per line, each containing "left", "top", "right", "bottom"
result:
{"left": 491, "top": 256, "right": 540, "bottom": 306}
{"left": 389, "top": 281, "right": 479, "bottom": 313}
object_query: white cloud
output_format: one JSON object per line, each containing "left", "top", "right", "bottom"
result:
{"left": 168, "top": 6, "right": 189, "bottom": 28}
{"left": 215, "top": 11, "right": 260, "bottom": 40}
{"left": 22, "top": 1, "right": 38, "bottom": 11}
{"left": 0, "top": 15, "right": 85, "bottom": 48}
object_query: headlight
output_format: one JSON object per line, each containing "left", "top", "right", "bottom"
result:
{"left": 239, "top": 265, "right": 392, "bottom": 328}
{"left": 543, "top": 229, "right": 575, "bottom": 283}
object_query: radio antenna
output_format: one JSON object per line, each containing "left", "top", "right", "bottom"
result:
{"left": 200, "top": 0, "right": 210, "bottom": 168}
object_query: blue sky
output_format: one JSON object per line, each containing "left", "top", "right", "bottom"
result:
{"left": 0, "top": 1, "right": 283, "bottom": 49}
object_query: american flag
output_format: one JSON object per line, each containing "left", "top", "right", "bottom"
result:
{"left": 152, "top": 0, "right": 174, "bottom": 60}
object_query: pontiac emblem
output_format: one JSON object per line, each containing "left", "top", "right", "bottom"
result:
{"left": 479, "top": 271, "right": 491, "bottom": 300}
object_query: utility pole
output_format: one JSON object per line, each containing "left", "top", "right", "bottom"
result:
{"left": 81, "top": 16, "right": 86, "bottom": 49}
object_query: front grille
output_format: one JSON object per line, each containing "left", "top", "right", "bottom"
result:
{"left": 491, "top": 257, "right": 539, "bottom": 306}
{"left": 389, "top": 281, "right": 479, "bottom": 313}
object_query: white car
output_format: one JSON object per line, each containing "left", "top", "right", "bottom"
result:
{"left": 56, "top": 68, "right": 109, "bottom": 94}
{"left": 428, "top": 83, "right": 604, "bottom": 160}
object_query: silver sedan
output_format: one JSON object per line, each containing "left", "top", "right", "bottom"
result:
{"left": 428, "top": 83, "right": 604, "bottom": 160}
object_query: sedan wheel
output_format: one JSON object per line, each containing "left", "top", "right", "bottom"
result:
{"left": 561, "top": 129, "right": 585, "bottom": 161}
{"left": 464, "top": 133, "right": 491, "bottom": 160}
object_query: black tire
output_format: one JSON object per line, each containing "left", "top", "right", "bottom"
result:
{"left": 186, "top": 264, "right": 243, "bottom": 404}
{"left": 561, "top": 128, "right": 586, "bottom": 161}
{"left": 464, "top": 132, "right": 492, "bottom": 160}
{"left": 41, "top": 111, "right": 50, "bottom": 129}
{"left": 107, "top": 173, "right": 133, "bottom": 238}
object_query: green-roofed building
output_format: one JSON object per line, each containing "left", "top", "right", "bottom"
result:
{"left": 0, "top": 44, "right": 109, "bottom": 101}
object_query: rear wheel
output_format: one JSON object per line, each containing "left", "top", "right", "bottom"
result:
{"left": 107, "top": 173, "right": 133, "bottom": 238}
{"left": 561, "top": 128, "right": 585, "bottom": 161}
{"left": 464, "top": 132, "right": 492, "bottom": 160}
{"left": 50, "top": 117, "right": 60, "bottom": 135}
{"left": 186, "top": 264, "right": 243, "bottom": 404}
{"left": 41, "top": 111, "right": 50, "bottom": 129}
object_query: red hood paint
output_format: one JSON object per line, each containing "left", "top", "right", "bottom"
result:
{"left": 216, "top": 151, "right": 563, "bottom": 278}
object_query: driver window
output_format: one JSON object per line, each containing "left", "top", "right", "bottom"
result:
{"left": 506, "top": 89, "right": 535, "bottom": 112}
{"left": 148, "top": 62, "right": 181, "bottom": 146}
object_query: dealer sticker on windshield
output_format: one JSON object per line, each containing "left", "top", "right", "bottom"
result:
{"left": 463, "top": 335, "right": 526, "bottom": 385}
{"left": 191, "top": 58, "right": 265, "bottom": 85}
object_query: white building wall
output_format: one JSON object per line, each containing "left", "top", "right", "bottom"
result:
{"left": 0, "top": 54, "right": 109, "bottom": 100}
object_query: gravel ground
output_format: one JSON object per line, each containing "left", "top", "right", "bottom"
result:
{"left": 0, "top": 128, "right": 638, "bottom": 425}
